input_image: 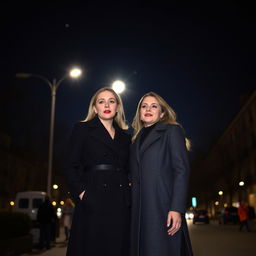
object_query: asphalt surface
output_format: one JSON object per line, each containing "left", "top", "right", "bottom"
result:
{"left": 21, "top": 220, "right": 256, "bottom": 256}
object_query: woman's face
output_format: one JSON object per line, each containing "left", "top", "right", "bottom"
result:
{"left": 140, "top": 96, "right": 164, "bottom": 127}
{"left": 94, "top": 90, "right": 118, "bottom": 121}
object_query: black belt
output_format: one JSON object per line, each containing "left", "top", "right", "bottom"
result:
{"left": 87, "top": 164, "right": 124, "bottom": 172}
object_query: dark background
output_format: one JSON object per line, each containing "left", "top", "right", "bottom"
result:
{"left": 1, "top": 1, "right": 255, "bottom": 176}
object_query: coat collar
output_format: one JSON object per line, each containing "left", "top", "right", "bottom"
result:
{"left": 134, "top": 122, "right": 168, "bottom": 163}
{"left": 87, "top": 116, "right": 127, "bottom": 152}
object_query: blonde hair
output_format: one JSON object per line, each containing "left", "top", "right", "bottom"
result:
{"left": 83, "top": 87, "right": 128, "bottom": 130}
{"left": 132, "top": 92, "right": 191, "bottom": 150}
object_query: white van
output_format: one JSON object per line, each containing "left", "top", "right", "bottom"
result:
{"left": 14, "top": 191, "right": 46, "bottom": 220}
{"left": 14, "top": 191, "right": 46, "bottom": 244}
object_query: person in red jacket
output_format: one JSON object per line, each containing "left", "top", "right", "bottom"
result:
{"left": 238, "top": 202, "right": 250, "bottom": 232}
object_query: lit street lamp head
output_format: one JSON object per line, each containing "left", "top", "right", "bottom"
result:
{"left": 69, "top": 68, "right": 82, "bottom": 78}
{"left": 239, "top": 181, "right": 245, "bottom": 187}
{"left": 53, "top": 184, "right": 59, "bottom": 190}
{"left": 112, "top": 80, "right": 126, "bottom": 94}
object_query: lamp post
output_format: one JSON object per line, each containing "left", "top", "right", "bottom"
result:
{"left": 16, "top": 68, "right": 82, "bottom": 196}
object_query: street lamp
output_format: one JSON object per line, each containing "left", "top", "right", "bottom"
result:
{"left": 112, "top": 80, "right": 126, "bottom": 94}
{"left": 239, "top": 181, "right": 245, "bottom": 187}
{"left": 53, "top": 184, "right": 59, "bottom": 190}
{"left": 16, "top": 68, "right": 82, "bottom": 196}
{"left": 218, "top": 191, "right": 223, "bottom": 196}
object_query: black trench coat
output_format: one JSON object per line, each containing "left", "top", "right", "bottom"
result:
{"left": 130, "top": 123, "right": 193, "bottom": 256}
{"left": 63, "top": 117, "right": 131, "bottom": 256}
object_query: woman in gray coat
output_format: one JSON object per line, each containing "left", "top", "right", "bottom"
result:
{"left": 130, "top": 92, "right": 193, "bottom": 256}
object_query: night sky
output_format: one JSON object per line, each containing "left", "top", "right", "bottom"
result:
{"left": 1, "top": 2, "right": 255, "bottom": 163}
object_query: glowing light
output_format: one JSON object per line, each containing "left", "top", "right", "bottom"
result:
{"left": 215, "top": 201, "right": 219, "bottom": 206}
{"left": 185, "top": 212, "right": 194, "bottom": 219}
{"left": 53, "top": 184, "right": 58, "bottom": 190}
{"left": 192, "top": 197, "right": 197, "bottom": 207}
{"left": 10, "top": 201, "right": 15, "bottom": 206}
{"left": 60, "top": 201, "right": 64, "bottom": 205}
{"left": 218, "top": 191, "right": 223, "bottom": 196}
{"left": 239, "top": 181, "right": 245, "bottom": 186}
{"left": 52, "top": 201, "right": 57, "bottom": 206}
{"left": 232, "top": 202, "right": 240, "bottom": 207}
{"left": 70, "top": 68, "right": 82, "bottom": 78}
{"left": 112, "top": 80, "right": 125, "bottom": 94}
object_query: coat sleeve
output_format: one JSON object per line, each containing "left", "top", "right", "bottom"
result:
{"left": 168, "top": 125, "right": 190, "bottom": 214}
{"left": 63, "top": 122, "right": 86, "bottom": 200}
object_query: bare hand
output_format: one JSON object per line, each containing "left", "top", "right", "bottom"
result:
{"left": 167, "top": 211, "right": 182, "bottom": 236}
{"left": 79, "top": 191, "right": 85, "bottom": 200}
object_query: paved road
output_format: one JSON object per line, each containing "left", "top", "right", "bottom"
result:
{"left": 22, "top": 220, "right": 256, "bottom": 256}
{"left": 188, "top": 219, "right": 256, "bottom": 256}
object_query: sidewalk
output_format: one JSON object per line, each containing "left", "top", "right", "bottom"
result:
{"left": 21, "top": 227, "right": 67, "bottom": 256}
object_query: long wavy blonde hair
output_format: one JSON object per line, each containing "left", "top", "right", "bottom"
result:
{"left": 132, "top": 92, "right": 190, "bottom": 150}
{"left": 83, "top": 87, "right": 128, "bottom": 130}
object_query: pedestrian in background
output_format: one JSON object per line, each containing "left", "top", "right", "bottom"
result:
{"left": 248, "top": 205, "right": 256, "bottom": 231}
{"left": 62, "top": 198, "right": 74, "bottom": 241}
{"left": 238, "top": 201, "right": 250, "bottom": 232}
{"left": 63, "top": 87, "right": 131, "bottom": 256}
{"left": 130, "top": 92, "right": 193, "bottom": 256}
{"left": 37, "top": 195, "right": 55, "bottom": 250}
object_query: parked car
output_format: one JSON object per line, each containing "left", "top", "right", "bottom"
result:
{"left": 185, "top": 211, "right": 194, "bottom": 220}
{"left": 14, "top": 191, "right": 46, "bottom": 244}
{"left": 193, "top": 209, "right": 209, "bottom": 224}
{"left": 218, "top": 206, "right": 238, "bottom": 224}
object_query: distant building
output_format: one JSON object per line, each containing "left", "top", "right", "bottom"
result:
{"left": 192, "top": 90, "right": 256, "bottom": 216}
{"left": 0, "top": 132, "right": 47, "bottom": 209}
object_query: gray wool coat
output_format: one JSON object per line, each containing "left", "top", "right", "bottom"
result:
{"left": 130, "top": 123, "right": 193, "bottom": 256}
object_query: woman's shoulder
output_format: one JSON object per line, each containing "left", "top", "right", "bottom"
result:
{"left": 158, "top": 123, "right": 182, "bottom": 130}
{"left": 73, "top": 121, "right": 89, "bottom": 129}
{"left": 71, "top": 121, "right": 93, "bottom": 135}
{"left": 161, "top": 123, "right": 185, "bottom": 136}
{"left": 165, "top": 123, "right": 182, "bottom": 129}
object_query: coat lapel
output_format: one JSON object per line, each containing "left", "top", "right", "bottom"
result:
{"left": 139, "top": 123, "right": 168, "bottom": 156}
{"left": 87, "top": 117, "right": 118, "bottom": 153}
{"left": 87, "top": 116, "right": 128, "bottom": 154}
{"left": 133, "top": 131, "right": 142, "bottom": 164}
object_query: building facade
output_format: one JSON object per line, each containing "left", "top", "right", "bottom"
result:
{"left": 192, "top": 90, "right": 256, "bottom": 216}
{"left": 0, "top": 132, "right": 47, "bottom": 209}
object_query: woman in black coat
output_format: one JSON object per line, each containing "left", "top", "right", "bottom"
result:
{"left": 130, "top": 92, "right": 193, "bottom": 256}
{"left": 63, "top": 88, "right": 131, "bottom": 256}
